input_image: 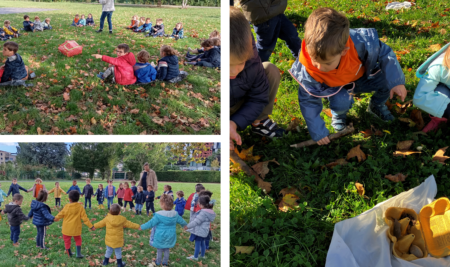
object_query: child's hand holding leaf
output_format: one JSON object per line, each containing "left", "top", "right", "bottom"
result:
{"left": 390, "top": 85, "right": 407, "bottom": 102}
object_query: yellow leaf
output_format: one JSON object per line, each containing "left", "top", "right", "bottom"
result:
{"left": 355, "top": 182, "right": 365, "bottom": 196}
{"left": 235, "top": 246, "right": 255, "bottom": 255}
{"left": 278, "top": 193, "right": 300, "bottom": 212}
{"left": 383, "top": 130, "right": 391, "bottom": 134}
{"left": 91, "top": 117, "right": 97, "bottom": 125}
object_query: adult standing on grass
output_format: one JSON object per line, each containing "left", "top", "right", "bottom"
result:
{"left": 138, "top": 163, "right": 158, "bottom": 193}
{"left": 96, "top": 0, "right": 115, "bottom": 34}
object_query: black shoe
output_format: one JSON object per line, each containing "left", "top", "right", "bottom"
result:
{"left": 103, "top": 257, "right": 109, "bottom": 265}
{"left": 96, "top": 29, "right": 102, "bottom": 33}
{"left": 66, "top": 249, "right": 73, "bottom": 257}
{"left": 117, "top": 258, "right": 126, "bottom": 267}
{"left": 251, "top": 118, "right": 285, "bottom": 138}
{"left": 109, "top": 31, "right": 112, "bottom": 34}
{"left": 76, "top": 246, "right": 84, "bottom": 258}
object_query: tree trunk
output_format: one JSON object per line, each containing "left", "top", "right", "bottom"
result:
{"left": 157, "top": 0, "right": 162, "bottom": 7}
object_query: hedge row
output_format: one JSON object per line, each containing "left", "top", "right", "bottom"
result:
{"left": 156, "top": 171, "right": 220, "bottom": 183}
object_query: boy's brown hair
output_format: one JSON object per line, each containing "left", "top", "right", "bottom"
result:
{"left": 110, "top": 203, "right": 121, "bottom": 215}
{"left": 4, "top": 20, "right": 11, "bottom": 26}
{"left": 176, "top": 190, "right": 184, "bottom": 198}
{"left": 12, "top": 178, "right": 17, "bottom": 181}
{"left": 146, "top": 18, "right": 151, "bottom": 22}
{"left": 131, "top": 180, "right": 136, "bottom": 185}
{"left": 156, "top": 18, "right": 163, "bottom": 23}
{"left": 160, "top": 194, "right": 174, "bottom": 210}
{"left": 13, "top": 194, "right": 23, "bottom": 202}
{"left": 160, "top": 45, "right": 176, "bottom": 56}
{"left": 165, "top": 185, "right": 172, "bottom": 191}
{"left": 230, "top": 7, "right": 253, "bottom": 60}
{"left": 304, "top": 7, "right": 350, "bottom": 60}
{"left": 117, "top": 43, "right": 130, "bottom": 53}
{"left": 195, "top": 183, "right": 205, "bottom": 193}
{"left": 75, "top": 14, "right": 79, "bottom": 17}
{"left": 209, "top": 29, "right": 220, "bottom": 39}
{"left": 45, "top": 18, "right": 51, "bottom": 23}
{"left": 35, "top": 16, "right": 40, "bottom": 20}
{"left": 201, "top": 39, "right": 214, "bottom": 48}
{"left": 211, "top": 37, "right": 221, "bottom": 47}
{"left": 37, "top": 190, "right": 48, "bottom": 202}
{"left": 86, "top": 178, "right": 91, "bottom": 182}
{"left": 24, "top": 15, "right": 29, "bottom": 20}
{"left": 147, "top": 185, "right": 153, "bottom": 190}
{"left": 176, "top": 22, "right": 183, "bottom": 28}
{"left": 3, "top": 42, "right": 19, "bottom": 53}
{"left": 137, "top": 50, "right": 150, "bottom": 63}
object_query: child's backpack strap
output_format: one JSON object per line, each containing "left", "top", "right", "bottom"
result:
{"left": 416, "top": 43, "right": 450, "bottom": 78}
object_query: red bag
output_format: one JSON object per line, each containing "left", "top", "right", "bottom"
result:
{"left": 0, "top": 68, "right": 4, "bottom": 80}
{"left": 58, "top": 40, "right": 82, "bottom": 57}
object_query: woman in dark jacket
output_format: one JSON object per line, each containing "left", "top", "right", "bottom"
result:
{"left": 28, "top": 191, "right": 54, "bottom": 249}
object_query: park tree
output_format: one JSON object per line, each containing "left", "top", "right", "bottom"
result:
{"left": 167, "top": 143, "right": 209, "bottom": 164}
{"left": 211, "top": 158, "right": 220, "bottom": 170}
{"left": 72, "top": 143, "right": 116, "bottom": 179}
{"left": 122, "top": 143, "right": 167, "bottom": 180}
{"left": 17, "top": 143, "right": 68, "bottom": 169}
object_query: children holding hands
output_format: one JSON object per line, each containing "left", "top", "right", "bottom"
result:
{"left": 28, "top": 191, "right": 55, "bottom": 249}
{"left": 93, "top": 43, "right": 137, "bottom": 85}
{"left": 7, "top": 178, "right": 28, "bottom": 198}
{"left": 4, "top": 194, "right": 29, "bottom": 246}
{"left": 81, "top": 178, "right": 94, "bottom": 209}
{"left": 94, "top": 203, "right": 141, "bottom": 267}
{"left": 48, "top": 181, "right": 67, "bottom": 207}
{"left": 67, "top": 180, "right": 81, "bottom": 194}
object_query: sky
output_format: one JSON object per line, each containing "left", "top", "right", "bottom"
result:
{"left": 0, "top": 142, "right": 73, "bottom": 153}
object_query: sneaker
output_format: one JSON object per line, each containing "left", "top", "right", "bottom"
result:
{"left": 331, "top": 116, "right": 347, "bottom": 132}
{"left": 367, "top": 102, "right": 395, "bottom": 122}
{"left": 199, "top": 255, "right": 206, "bottom": 259}
{"left": 186, "top": 255, "right": 198, "bottom": 261}
{"left": 251, "top": 118, "right": 285, "bottom": 138}
{"left": 97, "top": 73, "right": 104, "bottom": 80}
{"left": 96, "top": 29, "right": 103, "bottom": 33}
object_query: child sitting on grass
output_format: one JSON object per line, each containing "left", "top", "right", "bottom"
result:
{"left": 7, "top": 178, "right": 28, "bottom": 198}
{"left": 0, "top": 42, "right": 31, "bottom": 84}
{"left": 186, "top": 39, "right": 220, "bottom": 68}
{"left": 174, "top": 191, "right": 186, "bottom": 217}
{"left": 94, "top": 183, "right": 105, "bottom": 209}
{"left": 134, "top": 186, "right": 145, "bottom": 215}
{"left": 48, "top": 181, "right": 67, "bottom": 208}
{"left": 66, "top": 180, "right": 81, "bottom": 194}
{"left": 0, "top": 182, "right": 7, "bottom": 207}
{"left": 86, "top": 14, "right": 95, "bottom": 26}
{"left": 3, "top": 20, "right": 19, "bottom": 38}
{"left": 0, "top": 28, "right": 8, "bottom": 41}
{"left": 291, "top": 7, "right": 406, "bottom": 145}
{"left": 23, "top": 15, "right": 34, "bottom": 32}
{"left": 187, "top": 30, "right": 220, "bottom": 55}
{"left": 43, "top": 18, "right": 52, "bottom": 30}
{"left": 134, "top": 50, "right": 157, "bottom": 84}
{"left": 147, "top": 18, "right": 164, "bottom": 38}
{"left": 33, "top": 16, "right": 44, "bottom": 31}
{"left": 81, "top": 178, "right": 94, "bottom": 210}
{"left": 145, "top": 185, "right": 155, "bottom": 216}
{"left": 27, "top": 178, "right": 47, "bottom": 200}
{"left": 4, "top": 194, "right": 29, "bottom": 246}
{"left": 141, "top": 194, "right": 187, "bottom": 267}
{"left": 126, "top": 15, "right": 139, "bottom": 30}
{"left": 28, "top": 191, "right": 55, "bottom": 249}
{"left": 134, "top": 18, "right": 152, "bottom": 33}
{"left": 71, "top": 14, "right": 80, "bottom": 26}
{"left": 54, "top": 191, "right": 95, "bottom": 258}
{"left": 155, "top": 45, "right": 188, "bottom": 83}
{"left": 94, "top": 203, "right": 140, "bottom": 267}
{"left": 169, "top": 22, "right": 184, "bottom": 40}
{"left": 93, "top": 43, "right": 137, "bottom": 85}
{"left": 76, "top": 14, "right": 86, "bottom": 27}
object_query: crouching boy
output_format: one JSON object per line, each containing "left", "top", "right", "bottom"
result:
{"left": 290, "top": 8, "right": 407, "bottom": 145}
{"left": 229, "top": 7, "right": 285, "bottom": 147}
{"left": 0, "top": 42, "right": 29, "bottom": 83}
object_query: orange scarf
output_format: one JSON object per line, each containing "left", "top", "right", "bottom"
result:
{"left": 299, "top": 38, "right": 365, "bottom": 88}
{"left": 35, "top": 184, "right": 43, "bottom": 198}
{"left": 74, "top": 18, "right": 79, "bottom": 24}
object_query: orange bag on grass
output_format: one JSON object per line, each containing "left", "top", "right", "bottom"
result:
{"left": 58, "top": 40, "right": 82, "bottom": 57}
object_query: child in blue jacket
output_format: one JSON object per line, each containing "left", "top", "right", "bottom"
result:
{"left": 7, "top": 178, "right": 28, "bottom": 198}
{"left": 169, "top": 22, "right": 184, "bottom": 40}
{"left": 1, "top": 42, "right": 28, "bottom": 83}
{"left": 173, "top": 191, "right": 186, "bottom": 217}
{"left": 28, "top": 191, "right": 55, "bottom": 249}
{"left": 0, "top": 182, "right": 8, "bottom": 207}
{"left": 134, "top": 18, "right": 152, "bottom": 33}
{"left": 141, "top": 194, "right": 187, "bottom": 266}
{"left": 86, "top": 14, "right": 95, "bottom": 26}
{"left": 413, "top": 43, "right": 450, "bottom": 132}
{"left": 23, "top": 15, "right": 35, "bottom": 32}
{"left": 134, "top": 50, "right": 157, "bottom": 84}
{"left": 290, "top": 8, "right": 407, "bottom": 145}
{"left": 186, "top": 39, "right": 220, "bottom": 68}
{"left": 156, "top": 45, "right": 188, "bottom": 83}
{"left": 66, "top": 180, "right": 81, "bottom": 194}
{"left": 145, "top": 185, "right": 155, "bottom": 216}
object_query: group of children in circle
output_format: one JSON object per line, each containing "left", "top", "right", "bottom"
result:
{"left": 0, "top": 178, "right": 216, "bottom": 266}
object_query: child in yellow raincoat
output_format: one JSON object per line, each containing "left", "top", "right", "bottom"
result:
{"left": 48, "top": 182, "right": 67, "bottom": 208}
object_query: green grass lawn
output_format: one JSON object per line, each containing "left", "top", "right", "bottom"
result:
{"left": 231, "top": 1, "right": 450, "bottom": 266}
{"left": 0, "top": 180, "right": 221, "bottom": 266}
{"left": 0, "top": 1, "right": 220, "bottom": 135}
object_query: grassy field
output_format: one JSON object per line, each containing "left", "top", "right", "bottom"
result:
{"left": 0, "top": 180, "right": 221, "bottom": 266}
{"left": 230, "top": 0, "right": 450, "bottom": 266}
{"left": 0, "top": 1, "right": 220, "bottom": 135}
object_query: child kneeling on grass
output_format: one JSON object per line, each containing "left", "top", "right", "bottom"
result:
{"left": 94, "top": 203, "right": 141, "bottom": 267}
{"left": 413, "top": 43, "right": 450, "bottom": 132}
{"left": 155, "top": 45, "right": 187, "bottom": 83}
{"left": 134, "top": 50, "right": 157, "bottom": 84}
{"left": 0, "top": 42, "right": 29, "bottom": 83}
{"left": 3, "top": 194, "right": 29, "bottom": 246}
{"left": 290, "top": 7, "right": 407, "bottom": 145}
{"left": 229, "top": 7, "right": 285, "bottom": 142}
{"left": 48, "top": 182, "right": 67, "bottom": 207}
{"left": 28, "top": 191, "right": 55, "bottom": 249}
{"left": 141, "top": 194, "right": 187, "bottom": 266}
{"left": 93, "top": 43, "right": 137, "bottom": 85}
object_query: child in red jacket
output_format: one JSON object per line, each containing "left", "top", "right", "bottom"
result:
{"left": 92, "top": 43, "right": 137, "bottom": 85}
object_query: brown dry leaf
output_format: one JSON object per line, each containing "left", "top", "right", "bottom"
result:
{"left": 385, "top": 173, "right": 408, "bottom": 182}
{"left": 88, "top": 131, "right": 94, "bottom": 135}
{"left": 278, "top": 193, "right": 300, "bottom": 212}
{"left": 428, "top": 44, "right": 442, "bottom": 52}
{"left": 130, "top": 109, "right": 139, "bottom": 114}
{"left": 255, "top": 176, "right": 272, "bottom": 193}
{"left": 393, "top": 151, "right": 421, "bottom": 157}
{"left": 361, "top": 125, "right": 383, "bottom": 138}
{"left": 63, "top": 92, "right": 70, "bottom": 101}
{"left": 385, "top": 100, "right": 394, "bottom": 111}
{"left": 234, "top": 146, "right": 261, "bottom": 162}
{"left": 322, "top": 109, "right": 332, "bottom": 118}
{"left": 355, "top": 182, "right": 365, "bottom": 196}
{"left": 251, "top": 159, "right": 279, "bottom": 179}
{"left": 440, "top": 29, "right": 447, "bottom": 35}
{"left": 69, "top": 126, "right": 77, "bottom": 134}
{"left": 37, "top": 127, "right": 43, "bottom": 135}
{"left": 398, "top": 117, "right": 416, "bottom": 127}
{"left": 395, "top": 100, "right": 412, "bottom": 114}
{"left": 432, "top": 147, "right": 450, "bottom": 165}
{"left": 229, "top": 161, "right": 242, "bottom": 174}
{"left": 286, "top": 118, "right": 302, "bottom": 132}
{"left": 160, "top": 82, "right": 165, "bottom": 88}
{"left": 325, "top": 158, "right": 348, "bottom": 169}
{"left": 346, "top": 145, "right": 367, "bottom": 162}
{"left": 152, "top": 117, "right": 165, "bottom": 127}
{"left": 91, "top": 117, "right": 97, "bottom": 125}
{"left": 410, "top": 109, "right": 425, "bottom": 130}
{"left": 396, "top": 140, "right": 414, "bottom": 151}
{"left": 279, "top": 187, "right": 301, "bottom": 197}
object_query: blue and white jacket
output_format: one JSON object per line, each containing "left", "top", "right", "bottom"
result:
{"left": 289, "top": 28, "right": 405, "bottom": 141}
{"left": 171, "top": 27, "right": 184, "bottom": 38}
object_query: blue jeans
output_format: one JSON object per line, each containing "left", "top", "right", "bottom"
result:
{"left": 105, "top": 246, "right": 122, "bottom": 259}
{"left": 327, "top": 67, "right": 390, "bottom": 121}
{"left": 253, "top": 13, "right": 302, "bottom": 62}
{"left": 36, "top": 225, "right": 46, "bottom": 248}
{"left": 135, "top": 204, "right": 143, "bottom": 211}
{"left": 98, "top": 199, "right": 104, "bottom": 205}
{"left": 194, "top": 239, "right": 206, "bottom": 258}
{"left": 99, "top": 11, "right": 113, "bottom": 31}
{"left": 85, "top": 197, "right": 91, "bottom": 209}
{"left": 107, "top": 196, "right": 114, "bottom": 209}
{"left": 156, "top": 248, "right": 170, "bottom": 265}
{"left": 10, "top": 225, "right": 20, "bottom": 243}
{"left": 55, "top": 198, "right": 61, "bottom": 207}
{"left": 44, "top": 26, "right": 52, "bottom": 30}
